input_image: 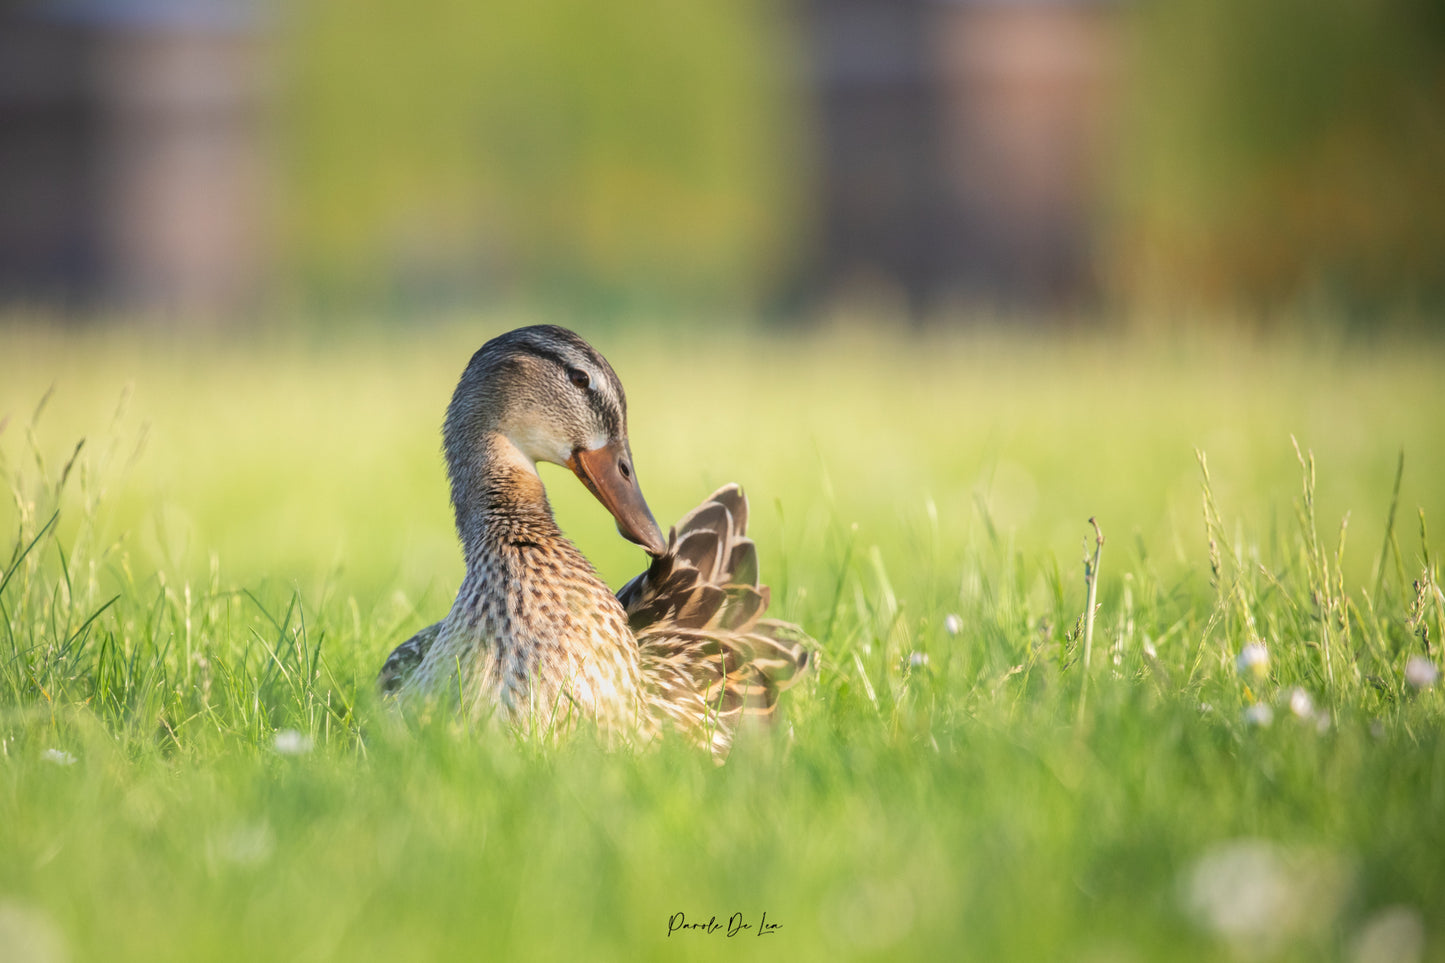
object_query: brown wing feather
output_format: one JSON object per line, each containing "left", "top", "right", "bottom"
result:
{"left": 707, "top": 484, "right": 748, "bottom": 535}
{"left": 727, "top": 541, "right": 759, "bottom": 589}
{"left": 673, "top": 529, "right": 723, "bottom": 585}
{"left": 618, "top": 484, "right": 811, "bottom": 756}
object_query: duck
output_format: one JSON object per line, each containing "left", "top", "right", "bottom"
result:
{"left": 378, "top": 324, "right": 809, "bottom": 754}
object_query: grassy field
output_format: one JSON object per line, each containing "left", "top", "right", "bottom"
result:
{"left": 2, "top": 316, "right": 1444, "bottom": 962}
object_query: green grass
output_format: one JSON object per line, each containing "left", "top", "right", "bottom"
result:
{"left": 2, "top": 317, "right": 1445, "bottom": 961}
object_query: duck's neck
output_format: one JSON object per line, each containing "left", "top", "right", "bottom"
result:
{"left": 449, "top": 432, "right": 563, "bottom": 571}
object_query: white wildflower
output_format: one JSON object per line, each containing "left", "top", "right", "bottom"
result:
{"left": 1279, "top": 687, "right": 1330, "bottom": 731}
{"left": 1182, "top": 839, "right": 1350, "bottom": 956}
{"left": 221, "top": 823, "right": 275, "bottom": 868}
{"left": 1404, "top": 656, "right": 1439, "bottom": 690}
{"left": 0, "top": 900, "right": 69, "bottom": 963}
{"left": 1236, "top": 643, "right": 1269, "bottom": 679}
{"left": 40, "top": 749, "right": 76, "bottom": 767}
{"left": 1185, "top": 840, "right": 1290, "bottom": 943}
{"left": 1243, "top": 703, "right": 1274, "bottom": 727}
{"left": 909, "top": 651, "right": 930, "bottom": 669}
{"left": 1351, "top": 905, "right": 1424, "bottom": 963}
{"left": 272, "top": 729, "right": 313, "bottom": 756}
{"left": 943, "top": 614, "right": 962, "bottom": 637}
{"left": 1286, "top": 687, "right": 1315, "bottom": 719}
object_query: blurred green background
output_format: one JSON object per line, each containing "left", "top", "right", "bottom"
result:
{"left": 277, "top": 0, "right": 804, "bottom": 313}
{"left": 1, "top": 0, "right": 1441, "bottom": 322}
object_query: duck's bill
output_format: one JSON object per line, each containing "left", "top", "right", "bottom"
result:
{"left": 567, "top": 440, "right": 668, "bottom": 557}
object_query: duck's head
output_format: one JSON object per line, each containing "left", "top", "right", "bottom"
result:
{"left": 445, "top": 325, "right": 668, "bottom": 556}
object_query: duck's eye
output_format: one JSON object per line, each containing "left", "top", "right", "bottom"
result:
{"left": 567, "top": 368, "right": 591, "bottom": 390}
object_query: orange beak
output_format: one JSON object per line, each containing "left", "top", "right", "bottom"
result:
{"left": 566, "top": 439, "right": 668, "bottom": 557}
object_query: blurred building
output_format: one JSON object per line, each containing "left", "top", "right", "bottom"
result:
{"left": 0, "top": 0, "right": 267, "bottom": 315}
{"left": 802, "top": 0, "right": 1117, "bottom": 313}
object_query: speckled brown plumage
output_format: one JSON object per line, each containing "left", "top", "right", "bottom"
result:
{"left": 379, "top": 325, "right": 808, "bottom": 754}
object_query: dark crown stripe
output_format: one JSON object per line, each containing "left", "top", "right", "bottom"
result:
{"left": 507, "top": 339, "right": 577, "bottom": 373}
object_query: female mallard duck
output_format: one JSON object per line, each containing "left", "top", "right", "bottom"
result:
{"left": 379, "top": 325, "right": 809, "bottom": 754}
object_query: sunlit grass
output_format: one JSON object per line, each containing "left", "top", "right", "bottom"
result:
{"left": 2, "top": 316, "right": 1444, "bottom": 961}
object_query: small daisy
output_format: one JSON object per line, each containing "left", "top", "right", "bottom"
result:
{"left": 1286, "top": 687, "right": 1314, "bottom": 719}
{"left": 1243, "top": 703, "right": 1274, "bottom": 727}
{"left": 1405, "top": 655, "right": 1439, "bottom": 690}
{"left": 1350, "top": 906, "right": 1424, "bottom": 963}
{"left": 1236, "top": 643, "right": 1269, "bottom": 679}
{"left": 272, "top": 729, "right": 313, "bottom": 756}
{"left": 943, "top": 614, "right": 962, "bottom": 637}
{"left": 41, "top": 749, "right": 77, "bottom": 766}
{"left": 1182, "top": 839, "right": 1349, "bottom": 955}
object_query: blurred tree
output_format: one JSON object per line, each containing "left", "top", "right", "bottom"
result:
{"left": 1108, "top": 0, "right": 1445, "bottom": 318}
{"left": 277, "top": 0, "right": 807, "bottom": 313}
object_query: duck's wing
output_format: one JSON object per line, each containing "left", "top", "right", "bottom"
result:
{"left": 616, "top": 484, "right": 810, "bottom": 753}
{"left": 378, "top": 620, "right": 443, "bottom": 694}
